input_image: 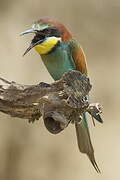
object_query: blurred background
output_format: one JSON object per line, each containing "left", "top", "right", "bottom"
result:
{"left": 0, "top": 0, "right": 119, "bottom": 179}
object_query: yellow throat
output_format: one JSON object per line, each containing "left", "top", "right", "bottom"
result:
{"left": 34, "top": 36, "right": 61, "bottom": 55}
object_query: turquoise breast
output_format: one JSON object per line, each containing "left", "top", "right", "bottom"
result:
{"left": 41, "top": 42, "right": 76, "bottom": 80}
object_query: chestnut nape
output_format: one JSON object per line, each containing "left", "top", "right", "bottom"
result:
{"left": 44, "top": 116, "right": 63, "bottom": 134}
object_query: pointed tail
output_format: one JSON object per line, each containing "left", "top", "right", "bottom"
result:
{"left": 75, "top": 113, "right": 100, "bottom": 173}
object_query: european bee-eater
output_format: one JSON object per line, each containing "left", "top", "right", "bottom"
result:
{"left": 21, "top": 17, "right": 100, "bottom": 173}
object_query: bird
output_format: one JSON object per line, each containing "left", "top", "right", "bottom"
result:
{"left": 20, "top": 17, "right": 100, "bottom": 173}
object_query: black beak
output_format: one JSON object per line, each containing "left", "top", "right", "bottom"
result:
{"left": 22, "top": 39, "right": 44, "bottom": 56}
{"left": 20, "top": 29, "right": 44, "bottom": 56}
{"left": 20, "top": 29, "right": 37, "bottom": 36}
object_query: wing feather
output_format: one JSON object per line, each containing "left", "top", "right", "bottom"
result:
{"left": 69, "top": 39, "right": 87, "bottom": 75}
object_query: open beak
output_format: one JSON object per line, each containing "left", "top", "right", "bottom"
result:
{"left": 20, "top": 29, "right": 44, "bottom": 56}
{"left": 20, "top": 29, "right": 37, "bottom": 36}
{"left": 22, "top": 39, "right": 43, "bottom": 56}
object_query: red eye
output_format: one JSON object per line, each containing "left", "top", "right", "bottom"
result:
{"left": 43, "top": 29, "right": 51, "bottom": 34}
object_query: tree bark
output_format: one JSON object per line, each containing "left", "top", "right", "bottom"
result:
{"left": 0, "top": 70, "right": 102, "bottom": 134}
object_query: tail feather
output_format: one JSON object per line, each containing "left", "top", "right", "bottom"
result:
{"left": 75, "top": 113, "right": 100, "bottom": 173}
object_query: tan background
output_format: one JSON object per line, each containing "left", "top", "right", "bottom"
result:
{"left": 0, "top": 0, "right": 119, "bottom": 179}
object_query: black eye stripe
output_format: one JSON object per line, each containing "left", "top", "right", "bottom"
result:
{"left": 42, "top": 28, "right": 61, "bottom": 37}
{"left": 32, "top": 34, "right": 45, "bottom": 44}
{"left": 32, "top": 27, "right": 61, "bottom": 45}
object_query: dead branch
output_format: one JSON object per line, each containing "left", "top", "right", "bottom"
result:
{"left": 0, "top": 70, "right": 102, "bottom": 134}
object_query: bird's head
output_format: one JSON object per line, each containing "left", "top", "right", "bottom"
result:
{"left": 21, "top": 17, "right": 72, "bottom": 56}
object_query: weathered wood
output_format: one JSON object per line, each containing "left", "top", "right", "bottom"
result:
{"left": 0, "top": 70, "right": 102, "bottom": 134}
